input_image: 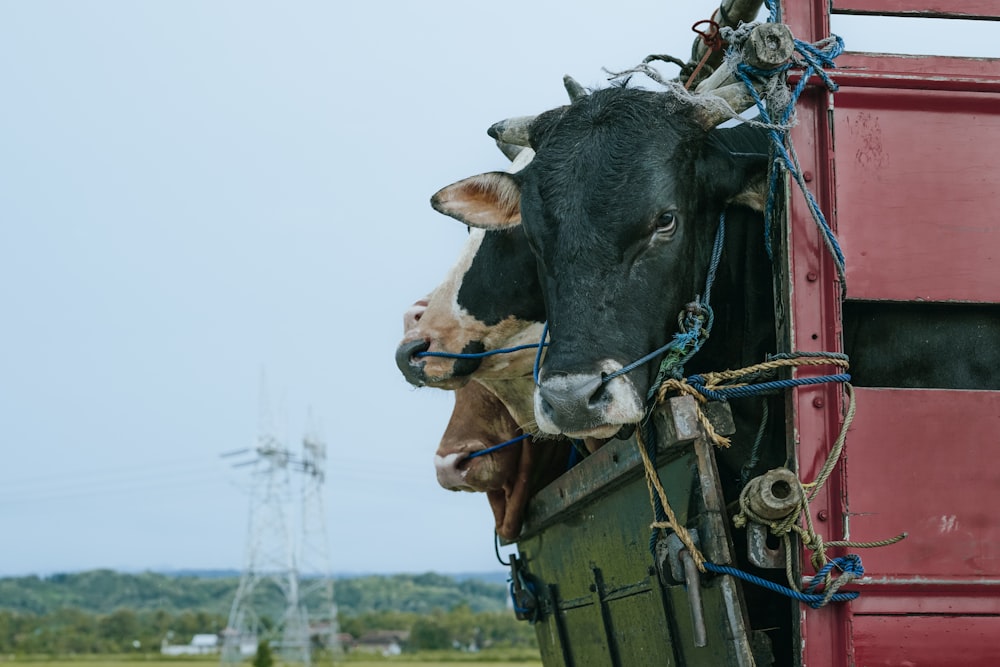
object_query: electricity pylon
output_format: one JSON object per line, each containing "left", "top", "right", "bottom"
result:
{"left": 221, "top": 436, "right": 311, "bottom": 666}
{"left": 298, "top": 430, "right": 341, "bottom": 657}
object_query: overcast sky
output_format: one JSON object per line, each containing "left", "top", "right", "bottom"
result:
{"left": 0, "top": 3, "right": 992, "bottom": 578}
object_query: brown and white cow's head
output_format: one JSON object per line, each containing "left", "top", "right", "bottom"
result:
{"left": 395, "top": 150, "right": 545, "bottom": 416}
{"left": 435, "top": 380, "right": 570, "bottom": 540}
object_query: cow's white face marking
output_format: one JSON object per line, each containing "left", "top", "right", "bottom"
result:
{"left": 434, "top": 452, "right": 473, "bottom": 491}
{"left": 400, "top": 227, "right": 543, "bottom": 389}
{"left": 534, "top": 359, "right": 645, "bottom": 438}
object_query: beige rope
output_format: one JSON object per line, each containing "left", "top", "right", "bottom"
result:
{"left": 635, "top": 426, "right": 708, "bottom": 572}
{"left": 731, "top": 382, "right": 906, "bottom": 588}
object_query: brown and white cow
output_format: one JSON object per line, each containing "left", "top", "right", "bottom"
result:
{"left": 395, "top": 148, "right": 543, "bottom": 429}
{"left": 435, "top": 380, "right": 571, "bottom": 540}
{"left": 399, "top": 282, "right": 571, "bottom": 541}
{"left": 397, "top": 166, "right": 575, "bottom": 540}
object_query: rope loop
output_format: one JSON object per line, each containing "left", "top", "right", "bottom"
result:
{"left": 692, "top": 19, "right": 725, "bottom": 52}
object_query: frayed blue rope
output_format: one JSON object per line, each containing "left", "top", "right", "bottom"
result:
{"left": 730, "top": 28, "right": 847, "bottom": 286}
{"left": 687, "top": 373, "right": 851, "bottom": 401}
{"left": 605, "top": 213, "right": 726, "bottom": 387}
{"left": 703, "top": 559, "right": 861, "bottom": 608}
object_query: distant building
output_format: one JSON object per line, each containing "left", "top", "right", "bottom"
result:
{"left": 161, "top": 633, "right": 221, "bottom": 655}
{"left": 354, "top": 630, "right": 409, "bottom": 656}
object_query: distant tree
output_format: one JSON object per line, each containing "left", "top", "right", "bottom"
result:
{"left": 253, "top": 639, "right": 274, "bottom": 667}
{"left": 409, "top": 616, "right": 450, "bottom": 650}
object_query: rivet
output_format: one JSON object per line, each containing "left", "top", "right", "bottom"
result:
{"left": 817, "top": 510, "right": 829, "bottom": 522}
{"left": 812, "top": 397, "right": 824, "bottom": 408}
{"left": 806, "top": 271, "right": 818, "bottom": 282}
{"left": 803, "top": 171, "right": 813, "bottom": 182}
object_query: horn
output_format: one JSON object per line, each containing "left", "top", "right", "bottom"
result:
{"left": 495, "top": 140, "right": 526, "bottom": 161}
{"left": 693, "top": 82, "right": 759, "bottom": 130}
{"left": 487, "top": 115, "right": 535, "bottom": 147}
{"left": 692, "top": 22, "right": 795, "bottom": 129}
{"left": 695, "top": 23, "right": 795, "bottom": 96}
{"left": 563, "top": 75, "right": 587, "bottom": 101}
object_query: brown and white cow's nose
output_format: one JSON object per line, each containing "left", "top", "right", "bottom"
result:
{"left": 435, "top": 451, "right": 475, "bottom": 491}
{"left": 395, "top": 338, "right": 430, "bottom": 386}
{"left": 534, "top": 367, "right": 645, "bottom": 438}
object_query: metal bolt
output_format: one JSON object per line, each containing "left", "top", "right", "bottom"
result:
{"left": 817, "top": 510, "right": 829, "bottom": 522}
{"left": 806, "top": 271, "right": 818, "bottom": 282}
{"left": 812, "top": 397, "right": 824, "bottom": 408}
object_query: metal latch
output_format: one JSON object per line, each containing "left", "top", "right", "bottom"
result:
{"left": 509, "top": 554, "right": 540, "bottom": 623}
{"left": 659, "top": 530, "right": 708, "bottom": 648}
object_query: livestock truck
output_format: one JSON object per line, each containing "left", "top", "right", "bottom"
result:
{"left": 505, "top": 1, "right": 1000, "bottom": 665}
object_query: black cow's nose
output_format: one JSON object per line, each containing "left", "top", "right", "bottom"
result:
{"left": 395, "top": 338, "right": 429, "bottom": 386}
{"left": 537, "top": 373, "right": 609, "bottom": 423}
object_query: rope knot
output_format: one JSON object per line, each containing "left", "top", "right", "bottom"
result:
{"left": 692, "top": 19, "right": 725, "bottom": 52}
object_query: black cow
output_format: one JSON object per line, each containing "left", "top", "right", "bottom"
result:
{"left": 432, "top": 85, "right": 794, "bottom": 660}
{"left": 433, "top": 86, "right": 774, "bottom": 442}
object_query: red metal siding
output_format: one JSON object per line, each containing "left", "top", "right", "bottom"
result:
{"left": 835, "top": 88, "right": 1000, "bottom": 303}
{"left": 846, "top": 388, "right": 1000, "bottom": 584}
{"left": 833, "top": 0, "right": 1000, "bottom": 20}
{"left": 784, "top": 2, "right": 1000, "bottom": 666}
{"left": 853, "top": 615, "right": 1000, "bottom": 666}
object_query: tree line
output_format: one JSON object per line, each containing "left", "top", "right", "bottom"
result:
{"left": 0, "top": 570, "right": 536, "bottom": 655}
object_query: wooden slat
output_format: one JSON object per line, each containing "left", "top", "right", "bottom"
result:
{"left": 834, "top": 0, "right": 1000, "bottom": 19}
{"left": 834, "top": 87, "right": 1000, "bottom": 302}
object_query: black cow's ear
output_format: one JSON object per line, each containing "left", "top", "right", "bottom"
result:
{"left": 727, "top": 151, "right": 770, "bottom": 212}
{"left": 700, "top": 126, "right": 770, "bottom": 212}
{"left": 431, "top": 172, "right": 522, "bottom": 229}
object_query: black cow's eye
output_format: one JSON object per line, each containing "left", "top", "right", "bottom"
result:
{"left": 654, "top": 212, "right": 677, "bottom": 235}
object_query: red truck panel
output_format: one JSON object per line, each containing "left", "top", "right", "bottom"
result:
{"left": 853, "top": 615, "right": 1000, "bottom": 667}
{"left": 784, "top": 3, "right": 1000, "bottom": 665}
{"left": 836, "top": 88, "right": 1000, "bottom": 303}
{"left": 833, "top": 0, "right": 1000, "bottom": 19}
{"left": 847, "top": 388, "right": 1000, "bottom": 585}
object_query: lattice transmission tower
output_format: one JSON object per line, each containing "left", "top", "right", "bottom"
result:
{"left": 221, "top": 434, "right": 312, "bottom": 666}
{"left": 298, "top": 428, "right": 341, "bottom": 656}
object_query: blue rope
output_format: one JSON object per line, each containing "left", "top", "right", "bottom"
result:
{"left": 703, "top": 560, "right": 860, "bottom": 608}
{"left": 532, "top": 321, "right": 549, "bottom": 386}
{"left": 604, "top": 212, "right": 727, "bottom": 386}
{"left": 464, "top": 433, "right": 530, "bottom": 461}
{"left": 805, "top": 554, "right": 864, "bottom": 594}
{"left": 730, "top": 26, "right": 847, "bottom": 288}
{"left": 687, "top": 373, "right": 851, "bottom": 401}
{"left": 417, "top": 342, "right": 548, "bottom": 360}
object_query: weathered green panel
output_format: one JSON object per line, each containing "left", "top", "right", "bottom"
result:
{"left": 561, "top": 605, "right": 613, "bottom": 666}
{"left": 605, "top": 594, "right": 678, "bottom": 666}
{"left": 514, "top": 397, "right": 757, "bottom": 667}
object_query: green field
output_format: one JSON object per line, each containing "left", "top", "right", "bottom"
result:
{"left": 0, "top": 656, "right": 542, "bottom": 667}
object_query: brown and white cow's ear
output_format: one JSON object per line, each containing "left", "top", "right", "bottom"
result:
{"left": 431, "top": 172, "right": 522, "bottom": 229}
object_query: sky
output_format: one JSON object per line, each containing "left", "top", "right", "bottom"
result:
{"left": 0, "top": 3, "right": 993, "bottom": 578}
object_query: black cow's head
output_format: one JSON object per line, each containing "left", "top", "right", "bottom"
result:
{"left": 433, "top": 87, "right": 769, "bottom": 438}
